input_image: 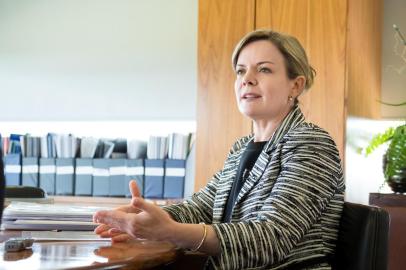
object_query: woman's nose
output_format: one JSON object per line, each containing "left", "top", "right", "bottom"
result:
{"left": 242, "top": 71, "right": 257, "bottom": 86}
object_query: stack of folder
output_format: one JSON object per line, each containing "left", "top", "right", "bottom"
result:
{"left": 3, "top": 134, "right": 24, "bottom": 186}
{"left": 144, "top": 134, "right": 191, "bottom": 199}
{"left": 1, "top": 132, "right": 193, "bottom": 199}
{"left": 2, "top": 202, "right": 109, "bottom": 231}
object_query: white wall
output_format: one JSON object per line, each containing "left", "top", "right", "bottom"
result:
{"left": 345, "top": 118, "right": 404, "bottom": 204}
{"left": 0, "top": 0, "right": 197, "bottom": 121}
{"left": 381, "top": 0, "right": 406, "bottom": 118}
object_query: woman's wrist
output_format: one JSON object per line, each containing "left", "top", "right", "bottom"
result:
{"left": 189, "top": 223, "right": 207, "bottom": 252}
{"left": 165, "top": 222, "right": 220, "bottom": 255}
{"left": 162, "top": 219, "right": 181, "bottom": 243}
{"left": 164, "top": 222, "right": 204, "bottom": 250}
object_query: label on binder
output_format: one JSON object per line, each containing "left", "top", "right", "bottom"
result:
{"left": 56, "top": 166, "right": 74, "bottom": 175}
{"left": 126, "top": 167, "right": 144, "bottom": 176}
{"left": 39, "top": 165, "right": 56, "bottom": 174}
{"left": 110, "top": 166, "right": 126, "bottom": 176}
{"left": 5, "top": 165, "right": 22, "bottom": 173}
{"left": 93, "top": 168, "right": 109, "bottom": 177}
{"left": 76, "top": 166, "right": 93, "bottom": 175}
{"left": 22, "top": 165, "right": 39, "bottom": 174}
{"left": 165, "top": 168, "right": 186, "bottom": 177}
{"left": 145, "top": 167, "right": 164, "bottom": 176}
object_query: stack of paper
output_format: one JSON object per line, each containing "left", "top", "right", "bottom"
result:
{"left": 80, "top": 137, "right": 99, "bottom": 158}
{"left": 1, "top": 202, "right": 111, "bottom": 231}
{"left": 147, "top": 136, "right": 168, "bottom": 159}
{"left": 21, "top": 231, "right": 110, "bottom": 241}
{"left": 168, "top": 133, "right": 192, "bottom": 159}
{"left": 54, "top": 134, "right": 78, "bottom": 158}
{"left": 127, "top": 139, "right": 147, "bottom": 159}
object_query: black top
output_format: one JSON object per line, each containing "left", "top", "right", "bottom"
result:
{"left": 222, "top": 140, "right": 267, "bottom": 222}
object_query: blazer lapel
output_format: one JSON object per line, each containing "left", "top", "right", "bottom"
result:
{"left": 235, "top": 106, "right": 305, "bottom": 205}
{"left": 211, "top": 138, "right": 251, "bottom": 223}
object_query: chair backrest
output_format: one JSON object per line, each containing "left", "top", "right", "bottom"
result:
{"left": 333, "top": 202, "right": 390, "bottom": 270}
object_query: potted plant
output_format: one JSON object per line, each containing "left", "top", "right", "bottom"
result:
{"left": 364, "top": 24, "right": 406, "bottom": 193}
{"left": 364, "top": 101, "right": 406, "bottom": 193}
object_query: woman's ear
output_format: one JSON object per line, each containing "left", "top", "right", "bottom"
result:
{"left": 291, "top": 75, "right": 306, "bottom": 98}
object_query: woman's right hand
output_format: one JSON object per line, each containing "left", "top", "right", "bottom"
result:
{"left": 94, "top": 180, "right": 141, "bottom": 242}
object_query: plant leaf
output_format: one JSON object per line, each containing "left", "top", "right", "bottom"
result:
{"left": 380, "top": 101, "right": 406, "bottom": 106}
{"left": 365, "top": 127, "right": 395, "bottom": 156}
{"left": 385, "top": 125, "right": 406, "bottom": 180}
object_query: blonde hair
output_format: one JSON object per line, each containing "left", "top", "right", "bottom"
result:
{"left": 232, "top": 29, "right": 316, "bottom": 90}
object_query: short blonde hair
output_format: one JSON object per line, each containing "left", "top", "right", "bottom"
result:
{"left": 232, "top": 29, "right": 316, "bottom": 90}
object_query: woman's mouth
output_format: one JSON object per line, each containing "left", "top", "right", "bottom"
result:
{"left": 241, "top": 93, "right": 261, "bottom": 100}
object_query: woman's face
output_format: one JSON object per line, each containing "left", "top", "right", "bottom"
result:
{"left": 234, "top": 40, "right": 300, "bottom": 122}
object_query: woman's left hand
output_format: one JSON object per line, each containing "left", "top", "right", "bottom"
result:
{"left": 93, "top": 197, "right": 176, "bottom": 242}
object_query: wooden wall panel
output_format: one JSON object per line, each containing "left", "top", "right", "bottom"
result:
{"left": 347, "top": 0, "right": 382, "bottom": 119}
{"left": 195, "top": 0, "right": 254, "bottom": 191}
{"left": 256, "top": 0, "right": 347, "bottom": 159}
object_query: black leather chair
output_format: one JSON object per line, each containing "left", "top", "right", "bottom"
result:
{"left": 333, "top": 202, "right": 390, "bottom": 270}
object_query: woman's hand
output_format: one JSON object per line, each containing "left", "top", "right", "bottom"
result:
{"left": 93, "top": 180, "right": 141, "bottom": 242}
{"left": 94, "top": 180, "right": 220, "bottom": 254}
{"left": 93, "top": 193, "right": 177, "bottom": 242}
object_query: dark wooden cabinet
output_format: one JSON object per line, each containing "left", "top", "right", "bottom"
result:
{"left": 369, "top": 193, "right": 406, "bottom": 270}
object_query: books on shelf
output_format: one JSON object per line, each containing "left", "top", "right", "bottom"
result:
{"left": 168, "top": 133, "right": 191, "bottom": 160}
{"left": 1, "top": 132, "right": 194, "bottom": 199}
{"left": 147, "top": 136, "right": 168, "bottom": 159}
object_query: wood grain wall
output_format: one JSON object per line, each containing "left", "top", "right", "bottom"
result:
{"left": 196, "top": 0, "right": 254, "bottom": 191}
{"left": 347, "top": 0, "right": 382, "bottom": 119}
{"left": 256, "top": 0, "right": 347, "bottom": 160}
{"left": 196, "top": 0, "right": 349, "bottom": 191}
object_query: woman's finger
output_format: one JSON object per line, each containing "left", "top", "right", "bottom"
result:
{"left": 109, "top": 228, "right": 122, "bottom": 234}
{"left": 131, "top": 197, "right": 156, "bottom": 214}
{"left": 111, "top": 234, "right": 132, "bottom": 243}
{"left": 129, "top": 180, "right": 141, "bottom": 198}
{"left": 94, "top": 210, "right": 132, "bottom": 233}
{"left": 94, "top": 224, "right": 111, "bottom": 234}
{"left": 98, "top": 229, "right": 122, "bottom": 238}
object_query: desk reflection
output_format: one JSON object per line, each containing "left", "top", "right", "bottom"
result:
{"left": 3, "top": 248, "right": 33, "bottom": 261}
{"left": 0, "top": 239, "right": 179, "bottom": 270}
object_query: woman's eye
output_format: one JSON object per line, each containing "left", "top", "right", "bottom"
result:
{"left": 259, "top": 67, "right": 271, "bottom": 73}
{"left": 236, "top": 69, "right": 245, "bottom": 75}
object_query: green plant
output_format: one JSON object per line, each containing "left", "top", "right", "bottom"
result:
{"left": 365, "top": 23, "right": 406, "bottom": 191}
{"left": 365, "top": 121, "right": 406, "bottom": 183}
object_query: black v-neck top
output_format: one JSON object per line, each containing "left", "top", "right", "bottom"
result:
{"left": 222, "top": 140, "right": 267, "bottom": 222}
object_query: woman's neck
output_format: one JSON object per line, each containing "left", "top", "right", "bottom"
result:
{"left": 252, "top": 107, "right": 293, "bottom": 142}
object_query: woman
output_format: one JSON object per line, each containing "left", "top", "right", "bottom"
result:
{"left": 94, "top": 29, "right": 345, "bottom": 270}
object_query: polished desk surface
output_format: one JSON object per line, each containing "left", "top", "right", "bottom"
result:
{"left": 0, "top": 230, "right": 181, "bottom": 270}
{"left": 0, "top": 197, "right": 207, "bottom": 269}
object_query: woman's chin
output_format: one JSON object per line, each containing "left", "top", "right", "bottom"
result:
{"left": 238, "top": 108, "right": 259, "bottom": 119}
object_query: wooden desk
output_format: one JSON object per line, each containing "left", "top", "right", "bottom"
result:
{"left": 0, "top": 196, "right": 205, "bottom": 269}
{"left": 0, "top": 230, "right": 181, "bottom": 270}
{"left": 369, "top": 193, "right": 406, "bottom": 270}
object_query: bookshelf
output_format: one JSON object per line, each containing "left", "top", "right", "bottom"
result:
{"left": 1, "top": 125, "right": 195, "bottom": 202}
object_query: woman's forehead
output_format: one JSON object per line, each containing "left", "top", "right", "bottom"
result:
{"left": 237, "top": 40, "right": 284, "bottom": 65}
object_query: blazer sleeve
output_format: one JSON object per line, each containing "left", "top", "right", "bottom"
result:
{"left": 210, "top": 130, "right": 343, "bottom": 269}
{"left": 162, "top": 169, "right": 221, "bottom": 224}
{"left": 163, "top": 136, "right": 250, "bottom": 224}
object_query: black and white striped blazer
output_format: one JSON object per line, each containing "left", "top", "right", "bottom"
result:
{"left": 164, "top": 106, "right": 345, "bottom": 270}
